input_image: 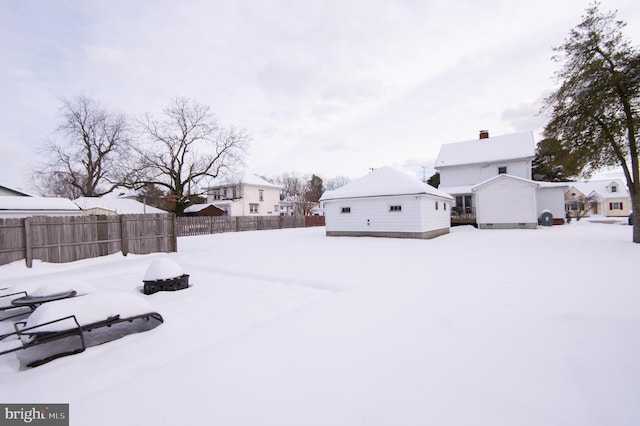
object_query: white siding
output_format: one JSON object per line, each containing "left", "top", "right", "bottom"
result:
{"left": 475, "top": 178, "right": 538, "bottom": 225}
{"left": 478, "top": 160, "right": 531, "bottom": 181}
{"left": 240, "top": 185, "right": 281, "bottom": 216}
{"left": 439, "top": 165, "right": 481, "bottom": 186}
{"left": 325, "top": 194, "right": 450, "bottom": 234}
{"left": 440, "top": 159, "right": 531, "bottom": 187}
{"left": 419, "top": 197, "right": 451, "bottom": 231}
{"left": 537, "top": 186, "right": 566, "bottom": 219}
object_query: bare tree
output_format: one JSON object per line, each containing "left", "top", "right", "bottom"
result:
{"left": 566, "top": 192, "right": 600, "bottom": 221}
{"left": 134, "top": 97, "right": 249, "bottom": 215}
{"left": 33, "top": 95, "right": 133, "bottom": 197}
{"left": 324, "top": 176, "right": 350, "bottom": 191}
{"left": 273, "top": 172, "right": 306, "bottom": 200}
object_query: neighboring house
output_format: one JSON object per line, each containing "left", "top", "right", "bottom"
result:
{"left": 319, "top": 166, "right": 453, "bottom": 239}
{"left": 0, "top": 196, "right": 81, "bottom": 218}
{"left": 0, "top": 185, "right": 36, "bottom": 197}
{"left": 565, "top": 179, "right": 630, "bottom": 218}
{"left": 73, "top": 197, "right": 166, "bottom": 215}
{"left": 205, "top": 171, "right": 283, "bottom": 216}
{"left": 183, "top": 203, "right": 226, "bottom": 216}
{"left": 435, "top": 130, "right": 567, "bottom": 228}
{"left": 279, "top": 197, "right": 296, "bottom": 216}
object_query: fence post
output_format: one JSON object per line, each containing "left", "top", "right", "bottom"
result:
{"left": 120, "top": 215, "right": 128, "bottom": 256}
{"left": 172, "top": 214, "right": 178, "bottom": 252}
{"left": 23, "top": 217, "right": 33, "bottom": 268}
{"left": 236, "top": 216, "right": 240, "bottom": 231}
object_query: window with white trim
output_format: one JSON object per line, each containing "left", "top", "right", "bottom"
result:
{"left": 249, "top": 203, "right": 259, "bottom": 214}
{"left": 498, "top": 166, "right": 507, "bottom": 174}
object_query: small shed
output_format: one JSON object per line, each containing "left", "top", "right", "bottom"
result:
{"left": 73, "top": 197, "right": 166, "bottom": 215}
{"left": 472, "top": 174, "right": 539, "bottom": 229}
{"left": 0, "top": 196, "right": 82, "bottom": 218}
{"left": 319, "top": 166, "right": 453, "bottom": 239}
{"left": 183, "top": 203, "right": 226, "bottom": 217}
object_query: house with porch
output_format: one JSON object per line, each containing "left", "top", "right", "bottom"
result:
{"left": 565, "top": 179, "right": 630, "bottom": 218}
{"left": 435, "top": 130, "right": 567, "bottom": 228}
{"left": 205, "top": 171, "right": 283, "bottom": 216}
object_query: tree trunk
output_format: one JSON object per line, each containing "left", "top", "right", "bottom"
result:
{"left": 632, "top": 190, "right": 640, "bottom": 243}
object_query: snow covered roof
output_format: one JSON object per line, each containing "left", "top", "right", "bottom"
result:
{"left": 183, "top": 203, "right": 224, "bottom": 213}
{"left": 437, "top": 185, "right": 475, "bottom": 196}
{"left": 435, "top": 131, "right": 536, "bottom": 168}
{"left": 471, "top": 174, "right": 539, "bottom": 192}
{"left": 0, "top": 196, "right": 80, "bottom": 211}
{"left": 74, "top": 197, "right": 166, "bottom": 214}
{"left": 320, "top": 166, "right": 453, "bottom": 201}
{"left": 536, "top": 181, "right": 571, "bottom": 189}
{"left": 567, "top": 179, "right": 629, "bottom": 199}
{"left": 0, "top": 184, "right": 37, "bottom": 197}
{"left": 207, "top": 171, "right": 282, "bottom": 190}
{"left": 441, "top": 180, "right": 568, "bottom": 196}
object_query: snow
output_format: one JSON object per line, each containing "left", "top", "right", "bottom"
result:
{"left": 320, "top": 166, "right": 453, "bottom": 201}
{"left": 73, "top": 197, "right": 166, "bottom": 214}
{"left": 0, "top": 279, "right": 95, "bottom": 308}
{"left": 568, "top": 179, "right": 630, "bottom": 198}
{"left": 25, "top": 292, "right": 157, "bottom": 331}
{"left": 208, "top": 170, "right": 283, "bottom": 190}
{"left": 143, "top": 258, "right": 184, "bottom": 281}
{"left": 1, "top": 221, "right": 639, "bottom": 425}
{"left": 435, "top": 131, "right": 536, "bottom": 168}
{"left": 0, "top": 196, "right": 80, "bottom": 211}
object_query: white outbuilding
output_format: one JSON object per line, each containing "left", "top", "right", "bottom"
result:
{"left": 0, "top": 196, "right": 82, "bottom": 218}
{"left": 319, "top": 166, "right": 454, "bottom": 239}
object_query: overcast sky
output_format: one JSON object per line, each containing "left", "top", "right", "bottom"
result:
{"left": 1, "top": 0, "right": 639, "bottom": 192}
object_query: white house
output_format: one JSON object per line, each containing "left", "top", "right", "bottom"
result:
{"left": 73, "top": 197, "right": 167, "bottom": 215}
{"left": 319, "top": 166, "right": 453, "bottom": 239}
{"left": 435, "top": 130, "right": 566, "bottom": 228}
{"left": 205, "top": 171, "right": 283, "bottom": 216}
{"left": 0, "top": 196, "right": 82, "bottom": 218}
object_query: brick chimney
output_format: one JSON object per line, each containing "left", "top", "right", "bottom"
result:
{"left": 479, "top": 130, "right": 489, "bottom": 139}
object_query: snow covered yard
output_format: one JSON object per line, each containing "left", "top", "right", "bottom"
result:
{"left": 1, "top": 220, "right": 639, "bottom": 426}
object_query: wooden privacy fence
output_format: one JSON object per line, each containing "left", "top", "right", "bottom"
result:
{"left": 0, "top": 214, "right": 325, "bottom": 268}
{"left": 0, "top": 214, "right": 177, "bottom": 268}
{"left": 177, "top": 215, "right": 325, "bottom": 236}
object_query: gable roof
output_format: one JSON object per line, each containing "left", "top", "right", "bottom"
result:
{"left": 471, "top": 174, "right": 539, "bottom": 192}
{"left": 73, "top": 197, "right": 166, "bottom": 214}
{"left": 320, "top": 166, "right": 453, "bottom": 201}
{"left": 207, "top": 171, "right": 282, "bottom": 190}
{"left": 0, "top": 196, "right": 80, "bottom": 211}
{"left": 435, "top": 131, "right": 536, "bottom": 168}
{"left": 183, "top": 203, "right": 225, "bottom": 213}
{"left": 567, "top": 179, "right": 629, "bottom": 200}
{"left": 0, "top": 185, "right": 37, "bottom": 197}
